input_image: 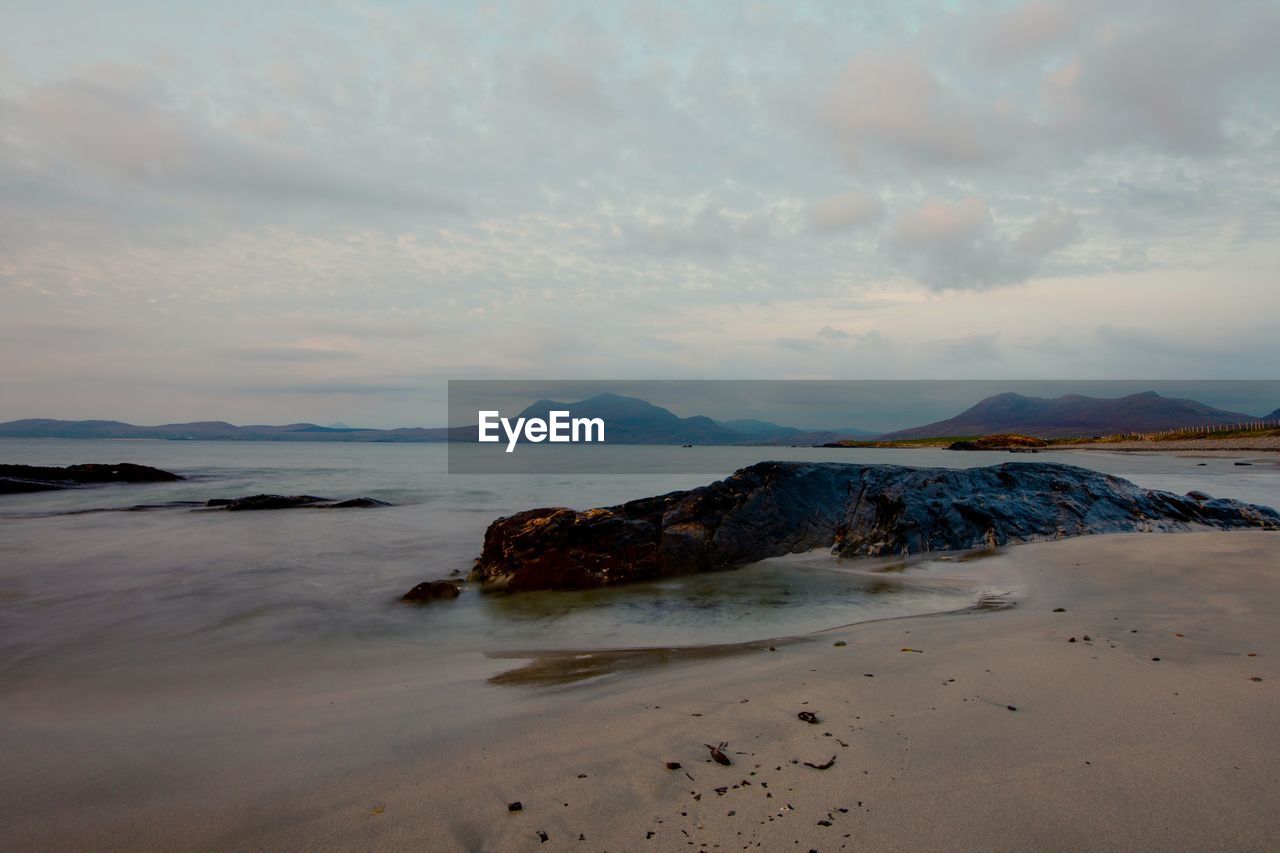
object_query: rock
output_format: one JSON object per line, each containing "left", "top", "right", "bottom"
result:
{"left": 508, "top": 801, "right": 522, "bottom": 812}
{"left": 400, "top": 580, "right": 463, "bottom": 603}
{"left": 0, "top": 463, "right": 182, "bottom": 493}
{"left": 1186, "top": 490, "right": 1212, "bottom": 502}
{"left": 0, "top": 477, "right": 64, "bottom": 494}
{"left": 205, "top": 494, "right": 392, "bottom": 511}
{"left": 465, "top": 462, "right": 1279, "bottom": 591}
{"left": 326, "top": 497, "right": 393, "bottom": 508}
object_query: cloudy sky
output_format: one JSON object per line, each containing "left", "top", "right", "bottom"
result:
{"left": 2, "top": 0, "right": 1278, "bottom": 427}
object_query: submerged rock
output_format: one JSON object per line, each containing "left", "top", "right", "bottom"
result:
{"left": 467, "top": 461, "right": 1279, "bottom": 591}
{"left": 0, "top": 463, "right": 183, "bottom": 494}
{"left": 400, "top": 580, "right": 463, "bottom": 603}
{"left": 205, "top": 494, "right": 392, "bottom": 511}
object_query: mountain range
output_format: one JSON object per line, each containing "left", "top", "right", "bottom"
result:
{"left": 2, "top": 390, "right": 1274, "bottom": 445}
{"left": 879, "top": 391, "right": 1274, "bottom": 440}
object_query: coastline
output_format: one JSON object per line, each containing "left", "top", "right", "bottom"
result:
{"left": 4, "top": 529, "right": 1278, "bottom": 851}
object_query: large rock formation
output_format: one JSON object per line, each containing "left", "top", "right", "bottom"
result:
{"left": 468, "top": 461, "right": 1279, "bottom": 591}
{"left": 0, "top": 463, "right": 183, "bottom": 494}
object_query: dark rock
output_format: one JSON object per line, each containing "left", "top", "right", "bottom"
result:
{"left": 1186, "top": 490, "right": 1212, "bottom": 502}
{"left": 797, "top": 711, "right": 820, "bottom": 724}
{"left": 210, "top": 494, "right": 330, "bottom": 510}
{"left": 205, "top": 494, "right": 392, "bottom": 511}
{"left": 1235, "top": 462, "right": 1253, "bottom": 466}
{"left": 467, "top": 462, "right": 1279, "bottom": 591}
{"left": 0, "top": 463, "right": 182, "bottom": 494}
{"left": 508, "top": 801, "right": 522, "bottom": 812}
{"left": 400, "top": 580, "right": 462, "bottom": 603}
{"left": 1052, "top": 607, "right": 1066, "bottom": 612}
{"left": 665, "top": 761, "right": 681, "bottom": 770}
{"left": 0, "top": 477, "right": 64, "bottom": 494}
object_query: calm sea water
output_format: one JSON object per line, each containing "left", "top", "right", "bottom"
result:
{"left": 2, "top": 440, "right": 1277, "bottom": 684}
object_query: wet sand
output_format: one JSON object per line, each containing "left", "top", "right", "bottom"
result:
{"left": 3, "top": 531, "right": 1279, "bottom": 851}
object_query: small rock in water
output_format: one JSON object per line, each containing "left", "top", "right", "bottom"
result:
{"left": 400, "top": 580, "right": 462, "bottom": 603}
{"left": 537, "top": 830, "right": 549, "bottom": 843}
{"left": 797, "top": 711, "right": 820, "bottom": 725}
{"left": 1007, "top": 705, "right": 1018, "bottom": 711}
{"left": 665, "top": 761, "right": 681, "bottom": 770}
{"left": 833, "top": 641, "right": 847, "bottom": 647}
{"left": 1068, "top": 637, "right": 1077, "bottom": 643}
{"left": 1053, "top": 607, "right": 1066, "bottom": 613}
{"left": 508, "top": 801, "right": 523, "bottom": 812}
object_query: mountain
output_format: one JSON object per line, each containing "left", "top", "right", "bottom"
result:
{"left": 516, "top": 393, "right": 745, "bottom": 445}
{"left": 1264, "top": 408, "right": 1280, "bottom": 422}
{"left": 880, "top": 391, "right": 1266, "bottom": 440}
{"left": 0, "top": 393, "right": 879, "bottom": 446}
{"left": 0, "top": 418, "right": 454, "bottom": 442}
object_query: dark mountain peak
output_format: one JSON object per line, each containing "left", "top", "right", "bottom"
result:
{"left": 883, "top": 390, "right": 1264, "bottom": 440}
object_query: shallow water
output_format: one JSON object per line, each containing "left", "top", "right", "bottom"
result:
{"left": 1, "top": 440, "right": 1276, "bottom": 683}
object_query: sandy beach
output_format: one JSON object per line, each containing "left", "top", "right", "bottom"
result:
{"left": 3, "top": 528, "right": 1277, "bottom": 851}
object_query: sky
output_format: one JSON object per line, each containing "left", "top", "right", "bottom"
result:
{"left": 2, "top": 0, "right": 1278, "bottom": 428}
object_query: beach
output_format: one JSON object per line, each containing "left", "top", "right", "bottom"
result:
{"left": 3, "top": 528, "right": 1277, "bottom": 851}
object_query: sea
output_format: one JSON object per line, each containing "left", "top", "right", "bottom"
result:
{"left": 2, "top": 440, "right": 1277, "bottom": 686}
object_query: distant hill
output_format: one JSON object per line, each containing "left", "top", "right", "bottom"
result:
{"left": 880, "top": 391, "right": 1267, "bottom": 440}
{"left": 0, "top": 418, "right": 454, "bottom": 443}
{"left": 517, "top": 393, "right": 744, "bottom": 445}
{"left": 1264, "top": 408, "right": 1280, "bottom": 422}
{"left": 0, "top": 394, "right": 878, "bottom": 446}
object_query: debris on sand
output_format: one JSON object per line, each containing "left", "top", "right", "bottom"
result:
{"left": 797, "top": 711, "right": 820, "bottom": 724}
{"left": 803, "top": 756, "right": 837, "bottom": 770}
{"left": 705, "top": 742, "right": 732, "bottom": 766}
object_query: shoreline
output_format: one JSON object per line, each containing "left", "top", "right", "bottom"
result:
{"left": 4, "top": 530, "right": 1278, "bottom": 851}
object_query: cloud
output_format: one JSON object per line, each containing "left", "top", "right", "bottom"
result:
{"left": 523, "top": 53, "right": 618, "bottom": 120}
{"left": 883, "top": 197, "right": 1079, "bottom": 290}
{"left": 16, "top": 64, "right": 464, "bottom": 216}
{"left": 818, "top": 50, "right": 994, "bottom": 167}
{"left": 808, "top": 190, "right": 884, "bottom": 233}
{"left": 1, "top": 1, "right": 1278, "bottom": 425}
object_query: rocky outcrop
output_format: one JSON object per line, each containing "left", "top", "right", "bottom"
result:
{"left": 204, "top": 494, "right": 392, "bottom": 511}
{"left": 468, "top": 461, "right": 1279, "bottom": 591}
{"left": 400, "top": 580, "right": 463, "bottom": 603}
{"left": 0, "top": 463, "right": 183, "bottom": 494}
